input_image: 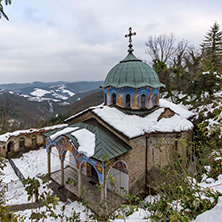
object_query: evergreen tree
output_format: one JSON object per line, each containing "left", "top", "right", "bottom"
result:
{"left": 200, "top": 22, "right": 222, "bottom": 70}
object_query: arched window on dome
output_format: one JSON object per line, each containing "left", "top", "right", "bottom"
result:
{"left": 153, "top": 94, "right": 158, "bottom": 105}
{"left": 104, "top": 93, "right": 107, "bottom": 105}
{"left": 112, "top": 93, "right": 116, "bottom": 105}
{"left": 125, "top": 94, "right": 131, "bottom": 108}
{"left": 141, "top": 94, "right": 146, "bottom": 109}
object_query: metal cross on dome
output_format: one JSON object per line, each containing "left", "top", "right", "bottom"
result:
{"left": 125, "top": 27, "right": 136, "bottom": 52}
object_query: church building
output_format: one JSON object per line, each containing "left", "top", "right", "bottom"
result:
{"left": 45, "top": 28, "right": 193, "bottom": 210}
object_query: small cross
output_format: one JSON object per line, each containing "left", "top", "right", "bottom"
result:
{"left": 125, "top": 27, "right": 136, "bottom": 51}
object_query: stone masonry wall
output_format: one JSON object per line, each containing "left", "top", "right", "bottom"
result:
{"left": 110, "top": 131, "right": 192, "bottom": 195}
{"left": 0, "top": 133, "right": 47, "bottom": 157}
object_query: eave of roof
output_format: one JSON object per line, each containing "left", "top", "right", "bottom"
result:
{"left": 64, "top": 98, "right": 194, "bottom": 142}
{"left": 46, "top": 120, "right": 132, "bottom": 162}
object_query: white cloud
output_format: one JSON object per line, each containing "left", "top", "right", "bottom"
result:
{"left": 0, "top": 0, "right": 222, "bottom": 83}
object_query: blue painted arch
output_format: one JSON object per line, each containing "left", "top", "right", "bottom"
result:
{"left": 46, "top": 136, "right": 104, "bottom": 184}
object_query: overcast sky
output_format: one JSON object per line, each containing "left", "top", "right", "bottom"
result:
{"left": 0, "top": 0, "right": 221, "bottom": 84}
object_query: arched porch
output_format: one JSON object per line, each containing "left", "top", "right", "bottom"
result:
{"left": 44, "top": 122, "right": 132, "bottom": 216}
{"left": 46, "top": 135, "right": 106, "bottom": 202}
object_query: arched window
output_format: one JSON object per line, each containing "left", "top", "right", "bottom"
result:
{"left": 104, "top": 93, "right": 107, "bottom": 105}
{"left": 141, "top": 94, "right": 146, "bottom": 109}
{"left": 32, "top": 135, "right": 37, "bottom": 147}
{"left": 112, "top": 93, "right": 116, "bottom": 105}
{"left": 125, "top": 94, "right": 131, "bottom": 108}
{"left": 19, "top": 137, "right": 25, "bottom": 148}
{"left": 113, "top": 161, "right": 128, "bottom": 174}
{"left": 7, "top": 141, "right": 14, "bottom": 153}
{"left": 153, "top": 94, "right": 158, "bottom": 105}
{"left": 107, "top": 160, "right": 129, "bottom": 196}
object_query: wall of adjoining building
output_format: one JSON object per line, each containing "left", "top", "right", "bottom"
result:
{"left": 0, "top": 142, "right": 7, "bottom": 156}
{"left": 108, "top": 131, "right": 192, "bottom": 196}
{"left": 0, "top": 133, "right": 44, "bottom": 157}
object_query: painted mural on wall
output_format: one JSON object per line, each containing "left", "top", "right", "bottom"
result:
{"left": 46, "top": 136, "right": 103, "bottom": 183}
{"left": 104, "top": 87, "right": 159, "bottom": 110}
{"left": 113, "top": 160, "right": 128, "bottom": 174}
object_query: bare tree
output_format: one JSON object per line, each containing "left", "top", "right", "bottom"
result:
{"left": 0, "top": 0, "right": 11, "bottom": 20}
{"left": 145, "top": 33, "right": 197, "bottom": 95}
{"left": 145, "top": 33, "right": 177, "bottom": 64}
{"left": 0, "top": 96, "right": 12, "bottom": 132}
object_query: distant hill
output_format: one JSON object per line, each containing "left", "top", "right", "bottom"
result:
{"left": 60, "top": 90, "right": 104, "bottom": 119}
{"left": 0, "top": 81, "right": 103, "bottom": 132}
{"left": 0, "top": 81, "right": 103, "bottom": 104}
{"left": 0, "top": 90, "right": 62, "bottom": 131}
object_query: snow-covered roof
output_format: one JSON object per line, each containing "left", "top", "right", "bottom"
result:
{"left": 159, "top": 99, "right": 194, "bottom": 119}
{"left": 65, "top": 99, "right": 193, "bottom": 139}
{"left": 49, "top": 126, "right": 96, "bottom": 158}
{"left": 46, "top": 121, "right": 131, "bottom": 161}
{"left": 0, "top": 124, "right": 67, "bottom": 143}
{"left": 71, "top": 129, "right": 96, "bottom": 157}
{"left": 50, "top": 127, "right": 78, "bottom": 141}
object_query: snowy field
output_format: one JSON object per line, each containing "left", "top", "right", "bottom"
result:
{"left": 2, "top": 148, "right": 63, "bottom": 206}
{"left": 1, "top": 148, "right": 222, "bottom": 221}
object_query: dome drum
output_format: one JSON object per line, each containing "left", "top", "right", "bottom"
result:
{"left": 104, "top": 87, "right": 159, "bottom": 110}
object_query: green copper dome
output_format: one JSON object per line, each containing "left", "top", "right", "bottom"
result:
{"left": 101, "top": 52, "right": 165, "bottom": 89}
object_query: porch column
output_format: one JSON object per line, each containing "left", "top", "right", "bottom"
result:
{"left": 101, "top": 166, "right": 105, "bottom": 203}
{"left": 101, "top": 182, "right": 105, "bottom": 203}
{"left": 78, "top": 169, "right": 82, "bottom": 198}
{"left": 47, "top": 151, "right": 51, "bottom": 175}
{"left": 61, "top": 159, "right": 64, "bottom": 186}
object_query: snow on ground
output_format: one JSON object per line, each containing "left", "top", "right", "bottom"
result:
{"left": 1, "top": 148, "right": 149, "bottom": 221}
{"left": 31, "top": 88, "right": 51, "bottom": 97}
{"left": 17, "top": 201, "right": 88, "bottom": 222}
{"left": 56, "top": 84, "right": 75, "bottom": 97}
{"left": 2, "top": 147, "right": 222, "bottom": 221}
{"left": 191, "top": 174, "right": 222, "bottom": 222}
{"left": 12, "top": 148, "right": 62, "bottom": 178}
{"left": 199, "top": 174, "right": 222, "bottom": 193}
{"left": 51, "top": 91, "right": 68, "bottom": 100}
{"left": 195, "top": 196, "right": 222, "bottom": 222}
{"left": 17, "top": 201, "right": 149, "bottom": 222}
{"left": 114, "top": 210, "right": 150, "bottom": 222}
{"left": 161, "top": 91, "right": 222, "bottom": 137}
{"left": 1, "top": 148, "right": 66, "bottom": 206}
{"left": 28, "top": 96, "right": 61, "bottom": 103}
